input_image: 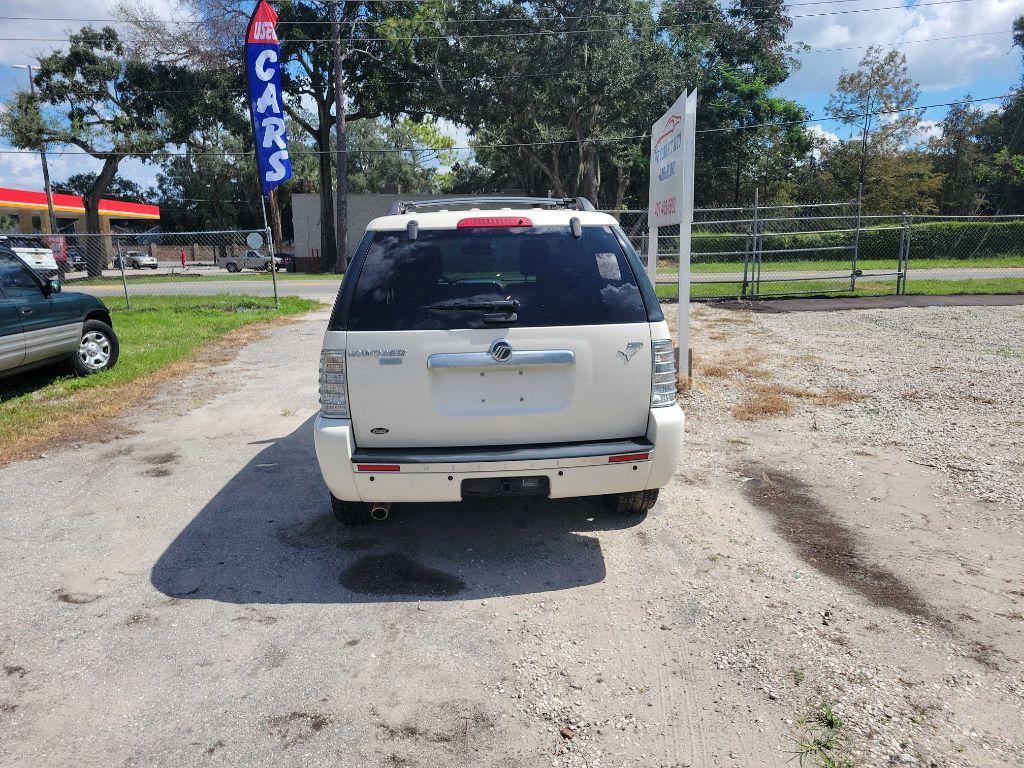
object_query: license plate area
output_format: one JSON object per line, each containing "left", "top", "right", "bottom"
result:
{"left": 461, "top": 475, "right": 550, "bottom": 498}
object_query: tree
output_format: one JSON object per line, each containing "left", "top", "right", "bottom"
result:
{"left": 54, "top": 173, "right": 147, "bottom": 201}
{"left": 928, "top": 98, "right": 987, "bottom": 214}
{"left": 0, "top": 27, "right": 186, "bottom": 274}
{"left": 346, "top": 117, "right": 455, "bottom": 193}
{"left": 826, "top": 46, "right": 922, "bottom": 193}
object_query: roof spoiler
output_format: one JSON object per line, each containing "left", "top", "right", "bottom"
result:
{"left": 386, "top": 196, "right": 595, "bottom": 215}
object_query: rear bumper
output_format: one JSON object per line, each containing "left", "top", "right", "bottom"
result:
{"left": 314, "top": 406, "right": 684, "bottom": 503}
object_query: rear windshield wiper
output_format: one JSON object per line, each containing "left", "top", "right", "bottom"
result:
{"left": 426, "top": 299, "right": 520, "bottom": 313}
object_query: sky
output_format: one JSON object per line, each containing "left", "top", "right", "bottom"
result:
{"left": 0, "top": 0, "right": 1022, "bottom": 198}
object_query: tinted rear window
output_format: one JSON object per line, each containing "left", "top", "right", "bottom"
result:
{"left": 346, "top": 226, "right": 648, "bottom": 330}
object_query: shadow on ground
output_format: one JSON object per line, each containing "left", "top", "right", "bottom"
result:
{"left": 151, "top": 416, "right": 641, "bottom": 604}
{"left": 0, "top": 359, "right": 72, "bottom": 399}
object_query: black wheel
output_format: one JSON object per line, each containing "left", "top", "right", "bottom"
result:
{"left": 607, "top": 488, "right": 659, "bottom": 514}
{"left": 72, "top": 319, "right": 119, "bottom": 376}
{"left": 264, "top": 261, "right": 272, "bottom": 272}
{"left": 226, "top": 262, "right": 240, "bottom": 273}
{"left": 331, "top": 494, "right": 379, "bottom": 525}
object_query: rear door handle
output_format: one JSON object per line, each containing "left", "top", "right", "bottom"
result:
{"left": 19, "top": 307, "right": 32, "bottom": 316}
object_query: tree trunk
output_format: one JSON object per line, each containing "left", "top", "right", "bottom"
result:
{"left": 268, "top": 188, "right": 284, "bottom": 252}
{"left": 613, "top": 164, "right": 628, "bottom": 211}
{"left": 83, "top": 155, "right": 120, "bottom": 277}
{"left": 581, "top": 144, "right": 600, "bottom": 206}
{"left": 316, "top": 118, "right": 337, "bottom": 272}
{"left": 331, "top": 4, "right": 348, "bottom": 274}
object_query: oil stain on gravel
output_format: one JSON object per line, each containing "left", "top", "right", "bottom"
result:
{"left": 340, "top": 552, "right": 464, "bottom": 597}
{"left": 741, "top": 464, "right": 936, "bottom": 620}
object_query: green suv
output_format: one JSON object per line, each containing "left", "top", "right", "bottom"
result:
{"left": 0, "top": 247, "right": 119, "bottom": 377}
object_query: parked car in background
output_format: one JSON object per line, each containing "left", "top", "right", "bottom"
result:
{"left": 0, "top": 246, "right": 119, "bottom": 377}
{"left": 315, "top": 197, "right": 684, "bottom": 525}
{"left": 113, "top": 250, "right": 158, "bottom": 270}
{"left": 64, "top": 246, "right": 88, "bottom": 272}
{"left": 276, "top": 252, "right": 295, "bottom": 272}
{"left": 0, "top": 236, "right": 58, "bottom": 276}
{"left": 221, "top": 250, "right": 284, "bottom": 273}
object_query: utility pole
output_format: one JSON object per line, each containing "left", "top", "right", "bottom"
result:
{"left": 330, "top": 0, "right": 349, "bottom": 273}
{"left": 14, "top": 64, "right": 57, "bottom": 235}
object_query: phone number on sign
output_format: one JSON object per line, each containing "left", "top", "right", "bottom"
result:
{"left": 653, "top": 197, "right": 677, "bottom": 217}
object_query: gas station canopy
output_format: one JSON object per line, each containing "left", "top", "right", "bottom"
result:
{"left": 0, "top": 186, "right": 160, "bottom": 233}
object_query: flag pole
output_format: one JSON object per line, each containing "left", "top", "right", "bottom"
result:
{"left": 259, "top": 193, "right": 279, "bottom": 311}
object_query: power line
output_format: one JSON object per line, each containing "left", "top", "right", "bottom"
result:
{"left": 0, "top": 92, "right": 1014, "bottom": 158}
{"left": 0, "top": 0, "right": 986, "bottom": 44}
{"left": 0, "top": 0, "right": 984, "bottom": 26}
{"left": 41, "top": 28, "right": 1006, "bottom": 97}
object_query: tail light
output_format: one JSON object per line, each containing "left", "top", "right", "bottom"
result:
{"left": 651, "top": 339, "right": 677, "bottom": 407}
{"left": 319, "top": 350, "right": 350, "bottom": 418}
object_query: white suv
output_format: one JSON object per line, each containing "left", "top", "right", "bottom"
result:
{"left": 314, "top": 197, "right": 684, "bottom": 524}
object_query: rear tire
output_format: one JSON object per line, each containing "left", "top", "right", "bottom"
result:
{"left": 331, "top": 494, "right": 378, "bottom": 525}
{"left": 607, "top": 488, "right": 659, "bottom": 514}
{"left": 72, "top": 319, "right": 119, "bottom": 376}
{"left": 226, "top": 262, "right": 240, "bottom": 273}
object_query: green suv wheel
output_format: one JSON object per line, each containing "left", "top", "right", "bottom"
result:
{"left": 72, "top": 319, "right": 119, "bottom": 376}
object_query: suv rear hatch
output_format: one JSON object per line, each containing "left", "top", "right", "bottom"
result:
{"left": 333, "top": 220, "right": 658, "bottom": 449}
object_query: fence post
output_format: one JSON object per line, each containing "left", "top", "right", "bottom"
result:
{"left": 751, "top": 188, "right": 761, "bottom": 298}
{"left": 901, "top": 213, "right": 913, "bottom": 295}
{"left": 647, "top": 225, "right": 659, "bottom": 289}
{"left": 851, "top": 186, "right": 863, "bottom": 291}
{"left": 114, "top": 236, "right": 130, "bottom": 310}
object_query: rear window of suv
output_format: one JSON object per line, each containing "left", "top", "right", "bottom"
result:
{"left": 343, "top": 226, "right": 649, "bottom": 330}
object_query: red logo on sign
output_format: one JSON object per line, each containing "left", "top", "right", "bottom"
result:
{"left": 246, "top": 1, "right": 279, "bottom": 44}
{"left": 654, "top": 114, "right": 681, "bottom": 149}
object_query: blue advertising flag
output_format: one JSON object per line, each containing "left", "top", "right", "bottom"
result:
{"left": 246, "top": 0, "right": 292, "bottom": 195}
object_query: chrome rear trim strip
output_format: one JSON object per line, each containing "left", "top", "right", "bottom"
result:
{"left": 427, "top": 349, "right": 575, "bottom": 369}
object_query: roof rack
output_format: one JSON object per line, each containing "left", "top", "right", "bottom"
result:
{"left": 386, "top": 196, "right": 596, "bottom": 215}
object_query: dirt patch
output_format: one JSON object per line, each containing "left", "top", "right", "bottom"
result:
{"left": 142, "top": 467, "right": 173, "bottom": 478}
{"left": 3, "top": 665, "right": 27, "bottom": 677}
{"left": 0, "top": 316, "right": 303, "bottom": 467}
{"left": 740, "top": 464, "right": 937, "bottom": 621}
{"left": 732, "top": 389, "right": 794, "bottom": 421}
{"left": 697, "top": 346, "right": 768, "bottom": 379}
{"left": 340, "top": 553, "right": 465, "bottom": 598}
{"left": 814, "top": 386, "right": 868, "bottom": 406}
{"left": 53, "top": 588, "right": 100, "bottom": 605}
{"left": 266, "top": 711, "right": 330, "bottom": 748}
{"left": 141, "top": 452, "right": 178, "bottom": 466}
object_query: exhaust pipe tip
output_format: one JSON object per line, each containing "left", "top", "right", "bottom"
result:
{"left": 369, "top": 503, "right": 390, "bottom": 521}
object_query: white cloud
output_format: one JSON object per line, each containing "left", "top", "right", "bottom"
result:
{"left": 807, "top": 124, "right": 840, "bottom": 144}
{"left": 915, "top": 119, "right": 943, "bottom": 143}
{"left": 0, "top": 1, "right": 174, "bottom": 193}
{"left": 786, "top": 0, "right": 1022, "bottom": 96}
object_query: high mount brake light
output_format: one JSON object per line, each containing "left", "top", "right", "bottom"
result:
{"left": 456, "top": 216, "right": 533, "bottom": 228}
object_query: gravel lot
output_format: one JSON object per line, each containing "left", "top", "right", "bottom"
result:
{"left": 0, "top": 301, "right": 1021, "bottom": 768}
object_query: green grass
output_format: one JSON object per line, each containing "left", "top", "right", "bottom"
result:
{"left": 0, "top": 294, "right": 320, "bottom": 462}
{"left": 791, "top": 700, "right": 857, "bottom": 768}
{"left": 659, "top": 256, "right": 1024, "bottom": 274}
{"left": 67, "top": 271, "right": 342, "bottom": 287}
{"left": 656, "top": 276, "right": 1024, "bottom": 300}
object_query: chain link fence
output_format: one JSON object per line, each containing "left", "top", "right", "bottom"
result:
{"left": 0, "top": 229, "right": 304, "bottom": 310}
{"left": 3, "top": 207, "right": 1023, "bottom": 305}
{"left": 599, "top": 204, "right": 1024, "bottom": 299}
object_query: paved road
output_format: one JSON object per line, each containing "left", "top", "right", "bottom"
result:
{"left": 0, "top": 310, "right": 773, "bottom": 768}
